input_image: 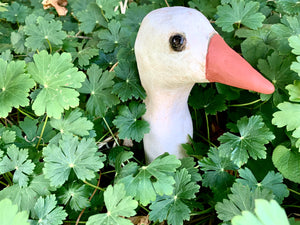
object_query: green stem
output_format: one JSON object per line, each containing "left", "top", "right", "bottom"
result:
{"left": 103, "top": 117, "right": 120, "bottom": 146}
{"left": 3, "top": 173, "right": 13, "bottom": 186}
{"left": 101, "top": 170, "right": 116, "bottom": 175}
{"left": 36, "top": 115, "right": 49, "bottom": 149}
{"left": 46, "top": 39, "right": 52, "bottom": 54}
{"left": 100, "top": 9, "right": 108, "bottom": 22}
{"left": 83, "top": 180, "right": 105, "bottom": 192}
{"left": 97, "top": 130, "right": 110, "bottom": 143}
{"left": 0, "top": 180, "right": 8, "bottom": 187}
{"left": 139, "top": 203, "right": 150, "bottom": 213}
{"left": 205, "top": 112, "right": 210, "bottom": 144}
{"left": 17, "top": 108, "right": 35, "bottom": 119}
{"left": 190, "top": 207, "right": 213, "bottom": 216}
{"left": 194, "top": 132, "right": 217, "bottom": 148}
{"left": 64, "top": 221, "right": 86, "bottom": 224}
{"left": 228, "top": 99, "right": 261, "bottom": 107}
{"left": 283, "top": 204, "right": 300, "bottom": 209}
{"left": 288, "top": 188, "right": 300, "bottom": 196}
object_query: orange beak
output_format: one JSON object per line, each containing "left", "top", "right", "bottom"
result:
{"left": 206, "top": 34, "right": 274, "bottom": 94}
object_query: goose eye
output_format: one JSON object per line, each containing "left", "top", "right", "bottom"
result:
{"left": 169, "top": 34, "right": 186, "bottom": 52}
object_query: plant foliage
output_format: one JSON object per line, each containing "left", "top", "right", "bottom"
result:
{"left": 0, "top": 0, "right": 299, "bottom": 224}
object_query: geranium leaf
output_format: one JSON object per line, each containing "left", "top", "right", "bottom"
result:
{"left": 112, "top": 60, "right": 146, "bottom": 101}
{"left": 277, "top": 0, "right": 300, "bottom": 15}
{"left": 113, "top": 101, "right": 149, "bottom": 142}
{"left": 78, "top": 64, "right": 119, "bottom": 117}
{"left": 95, "top": 0, "right": 120, "bottom": 19}
{"left": 2, "top": 2, "right": 29, "bottom": 24}
{"left": 118, "top": 154, "right": 181, "bottom": 205}
{"left": 77, "top": 3, "right": 107, "bottom": 34}
{"left": 0, "top": 175, "right": 52, "bottom": 211}
{"left": 231, "top": 199, "right": 290, "bottom": 225}
{"left": 236, "top": 168, "right": 289, "bottom": 203}
{"left": 31, "top": 195, "right": 67, "bottom": 225}
{"left": 27, "top": 50, "right": 86, "bottom": 119}
{"left": 149, "top": 168, "right": 200, "bottom": 225}
{"left": 0, "top": 145, "right": 35, "bottom": 187}
{"left": 189, "top": 87, "right": 227, "bottom": 115}
{"left": 0, "top": 59, "right": 35, "bottom": 118}
{"left": 215, "top": 183, "right": 273, "bottom": 222}
{"left": 50, "top": 109, "right": 94, "bottom": 137}
{"left": 0, "top": 198, "right": 29, "bottom": 225}
{"left": 43, "top": 134, "right": 105, "bottom": 187}
{"left": 58, "top": 184, "right": 90, "bottom": 211}
{"left": 24, "top": 16, "right": 66, "bottom": 51}
{"left": 218, "top": 115, "right": 275, "bottom": 167}
{"left": 86, "top": 183, "right": 138, "bottom": 225}
{"left": 199, "top": 148, "right": 238, "bottom": 190}
{"left": 216, "top": 0, "right": 265, "bottom": 32}
{"left": 272, "top": 145, "right": 300, "bottom": 183}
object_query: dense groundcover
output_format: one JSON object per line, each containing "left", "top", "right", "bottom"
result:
{"left": 0, "top": 0, "right": 299, "bottom": 224}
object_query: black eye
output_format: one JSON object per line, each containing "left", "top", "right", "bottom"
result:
{"left": 169, "top": 34, "right": 186, "bottom": 52}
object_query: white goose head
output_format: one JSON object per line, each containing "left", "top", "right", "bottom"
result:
{"left": 134, "top": 6, "right": 274, "bottom": 163}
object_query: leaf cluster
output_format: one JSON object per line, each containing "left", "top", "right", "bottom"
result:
{"left": 0, "top": 0, "right": 299, "bottom": 225}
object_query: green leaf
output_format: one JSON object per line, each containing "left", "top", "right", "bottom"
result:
{"left": 149, "top": 168, "right": 200, "bottom": 225}
{"left": 215, "top": 183, "right": 273, "bottom": 222}
{"left": 58, "top": 184, "right": 90, "bottom": 211}
{"left": 11, "top": 28, "right": 26, "bottom": 54}
{"left": 236, "top": 168, "right": 289, "bottom": 203}
{"left": 43, "top": 134, "right": 105, "bottom": 187}
{"left": 289, "top": 35, "right": 300, "bottom": 74}
{"left": 24, "top": 16, "right": 66, "bottom": 50}
{"left": 179, "top": 157, "right": 202, "bottom": 183}
{"left": 78, "top": 64, "right": 119, "bottom": 117}
{"left": 113, "top": 101, "right": 149, "bottom": 142}
{"left": 86, "top": 183, "right": 137, "bottom": 225}
{"left": 257, "top": 51, "right": 298, "bottom": 105}
{"left": 188, "top": 87, "right": 227, "bottom": 115}
{"left": 231, "top": 199, "right": 289, "bottom": 225}
{"left": 286, "top": 81, "right": 300, "bottom": 102}
{"left": 188, "top": 0, "right": 220, "bottom": 18}
{"left": 118, "top": 154, "right": 181, "bottom": 205}
{"left": 272, "top": 145, "right": 300, "bottom": 183}
{"left": 0, "top": 59, "right": 35, "bottom": 118}
{"left": 27, "top": 50, "right": 86, "bottom": 118}
{"left": 98, "top": 20, "right": 129, "bottom": 53}
{"left": 120, "top": 3, "right": 154, "bottom": 32}
{"left": 0, "top": 126, "right": 16, "bottom": 147}
{"left": 0, "top": 145, "right": 35, "bottom": 187}
{"left": 277, "top": 0, "right": 300, "bottom": 15}
{"left": 0, "top": 175, "right": 52, "bottom": 211}
{"left": 77, "top": 3, "right": 107, "bottom": 34}
{"left": 0, "top": 198, "right": 29, "bottom": 225}
{"left": 112, "top": 60, "right": 146, "bottom": 101}
{"left": 50, "top": 109, "right": 94, "bottom": 137}
{"left": 272, "top": 102, "right": 300, "bottom": 147}
{"left": 72, "top": 42, "right": 99, "bottom": 67}
{"left": 271, "top": 15, "right": 300, "bottom": 53}
{"left": 96, "top": 0, "right": 120, "bottom": 19}
{"left": 199, "top": 148, "right": 238, "bottom": 190}
{"left": 2, "top": 2, "right": 29, "bottom": 23}
{"left": 31, "top": 195, "right": 67, "bottom": 225}
{"left": 216, "top": 0, "right": 265, "bottom": 32}
{"left": 218, "top": 115, "right": 275, "bottom": 167}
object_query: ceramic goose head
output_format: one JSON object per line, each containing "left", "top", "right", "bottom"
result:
{"left": 134, "top": 6, "right": 274, "bottom": 162}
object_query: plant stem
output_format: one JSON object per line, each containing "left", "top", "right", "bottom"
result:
{"left": 288, "top": 188, "right": 300, "bottom": 196}
{"left": 139, "top": 203, "right": 150, "bottom": 213}
{"left": 194, "top": 132, "right": 217, "bottom": 148}
{"left": 101, "top": 170, "right": 116, "bottom": 175}
{"left": 190, "top": 207, "right": 213, "bottom": 216}
{"left": 17, "top": 108, "right": 35, "bottom": 119}
{"left": 283, "top": 204, "right": 300, "bottom": 209}
{"left": 36, "top": 115, "right": 49, "bottom": 149}
{"left": 205, "top": 112, "right": 210, "bottom": 144}
{"left": 103, "top": 117, "right": 120, "bottom": 146}
{"left": 46, "top": 39, "right": 52, "bottom": 54}
{"left": 0, "top": 180, "right": 8, "bottom": 187}
{"left": 228, "top": 99, "right": 261, "bottom": 107}
{"left": 83, "top": 180, "right": 105, "bottom": 192}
